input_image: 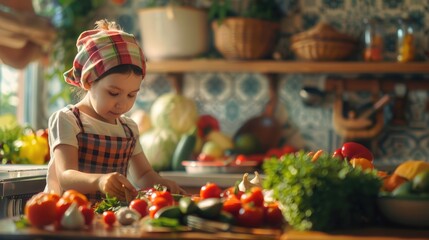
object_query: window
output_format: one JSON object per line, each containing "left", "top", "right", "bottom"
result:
{"left": 0, "top": 63, "right": 47, "bottom": 129}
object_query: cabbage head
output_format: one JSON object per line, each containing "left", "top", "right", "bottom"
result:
{"left": 140, "top": 127, "right": 179, "bottom": 171}
{"left": 150, "top": 93, "right": 198, "bottom": 135}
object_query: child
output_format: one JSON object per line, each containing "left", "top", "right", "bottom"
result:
{"left": 44, "top": 19, "right": 184, "bottom": 202}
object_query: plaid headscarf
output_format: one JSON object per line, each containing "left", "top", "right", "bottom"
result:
{"left": 64, "top": 29, "right": 146, "bottom": 89}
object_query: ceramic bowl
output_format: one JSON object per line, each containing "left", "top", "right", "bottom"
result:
{"left": 377, "top": 195, "right": 429, "bottom": 227}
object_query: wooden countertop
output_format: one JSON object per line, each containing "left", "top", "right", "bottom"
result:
{"left": 1, "top": 217, "right": 429, "bottom": 240}
{"left": 282, "top": 227, "right": 429, "bottom": 240}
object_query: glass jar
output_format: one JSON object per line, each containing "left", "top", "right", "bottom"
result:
{"left": 396, "top": 18, "right": 415, "bottom": 62}
{"left": 363, "top": 17, "right": 384, "bottom": 61}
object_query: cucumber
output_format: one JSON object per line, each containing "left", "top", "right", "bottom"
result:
{"left": 197, "top": 198, "right": 223, "bottom": 219}
{"left": 171, "top": 130, "right": 197, "bottom": 171}
{"left": 179, "top": 196, "right": 198, "bottom": 215}
{"left": 217, "top": 211, "right": 235, "bottom": 225}
{"left": 154, "top": 205, "right": 183, "bottom": 219}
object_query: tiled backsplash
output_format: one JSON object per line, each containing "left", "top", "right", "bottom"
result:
{"left": 91, "top": 1, "right": 429, "bottom": 165}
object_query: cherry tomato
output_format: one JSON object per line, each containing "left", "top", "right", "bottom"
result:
{"left": 149, "top": 204, "right": 165, "bottom": 219}
{"left": 282, "top": 145, "right": 296, "bottom": 154}
{"left": 220, "top": 186, "right": 244, "bottom": 200}
{"left": 79, "top": 205, "right": 95, "bottom": 225}
{"left": 341, "top": 142, "right": 373, "bottom": 162}
{"left": 200, "top": 182, "right": 222, "bottom": 199}
{"left": 25, "top": 192, "right": 59, "bottom": 228}
{"left": 103, "top": 211, "right": 116, "bottom": 226}
{"left": 264, "top": 202, "right": 284, "bottom": 226}
{"left": 148, "top": 197, "right": 169, "bottom": 218}
{"left": 150, "top": 191, "right": 174, "bottom": 206}
{"left": 237, "top": 204, "right": 264, "bottom": 228}
{"left": 222, "top": 196, "right": 242, "bottom": 216}
{"left": 332, "top": 148, "right": 344, "bottom": 161}
{"left": 129, "top": 199, "right": 148, "bottom": 218}
{"left": 240, "top": 186, "right": 264, "bottom": 207}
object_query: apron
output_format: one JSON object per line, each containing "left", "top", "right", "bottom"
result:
{"left": 71, "top": 107, "right": 136, "bottom": 201}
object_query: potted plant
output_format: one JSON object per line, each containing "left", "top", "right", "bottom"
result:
{"left": 138, "top": 1, "right": 209, "bottom": 60}
{"left": 209, "top": 0, "right": 283, "bottom": 60}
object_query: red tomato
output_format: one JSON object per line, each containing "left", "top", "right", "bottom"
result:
{"left": 150, "top": 191, "right": 174, "bottom": 206}
{"left": 129, "top": 199, "right": 148, "bottom": 218}
{"left": 79, "top": 205, "right": 95, "bottom": 225}
{"left": 55, "top": 198, "right": 72, "bottom": 223}
{"left": 282, "top": 145, "right": 296, "bottom": 154}
{"left": 220, "top": 186, "right": 244, "bottom": 200}
{"left": 265, "top": 148, "right": 284, "bottom": 158}
{"left": 222, "top": 196, "right": 242, "bottom": 216}
{"left": 240, "top": 187, "right": 264, "bottom": 207}
{"left": 148, "top": 204, "right": 164, "bottom": 219}
{"left": 62, "top": 189, "right": 89, "bottom": 207}
{"left": 103, "top": 211, "right": 116, "bottom": 226}
{"left": 332, "top": 148, "right": 344, "bottom": 161}
{"left": 197, "top": 153, "right": 216, "bottom": 162}
{"left": 237, "top": 204, "right": 264, "bottom": 228}
{"left": 264, "top": 202, "right": 284, "bottom": 226}
{"left": 200, "top": 182, "right": 222, "bottom": 199}
{"left": 25, "top": 192, "right": 59, "bottom": 228}
{"left": 341, "top": 142, "right": 373, "bottom": 162}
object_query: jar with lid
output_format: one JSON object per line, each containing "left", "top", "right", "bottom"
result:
{"left": 363, "top": 17, "right": 384, "bottom": 61}
{"left": 396, "top": 18, "right": 415, "bottom": 62}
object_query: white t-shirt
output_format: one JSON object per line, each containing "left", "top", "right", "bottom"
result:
{"left": 44, "top": 105, "right": 143, "bottom": 195}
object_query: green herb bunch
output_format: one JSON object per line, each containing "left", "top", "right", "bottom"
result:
{"left": 209, "top": 0, "right": 283, "bottom": 24}
{"left": 263, "top": 151, "right": 382, "bottom": 231}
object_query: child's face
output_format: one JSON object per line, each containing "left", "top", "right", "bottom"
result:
{"left": 88, "top": 72, "right": 142, "bottom": 124}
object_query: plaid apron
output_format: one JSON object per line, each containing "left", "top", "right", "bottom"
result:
{"left": 71, "top": 107, "right": 136, "bottom": 201}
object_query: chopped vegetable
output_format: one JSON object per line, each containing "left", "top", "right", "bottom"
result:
{"left": 94, "top": 194, "right": 122, "bottom": 214}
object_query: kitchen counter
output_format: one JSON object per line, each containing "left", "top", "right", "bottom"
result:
{"left": 0, "top": 165, "right": 48, "bottom": 218}
{"left": 1, "top": 217, "right": 428, "bottom": 240}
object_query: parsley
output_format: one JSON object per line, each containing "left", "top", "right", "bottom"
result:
{"left": 263, "top": 151, "right": 382, "bottom": 231}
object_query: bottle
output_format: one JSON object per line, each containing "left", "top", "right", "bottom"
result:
{"left": 396, "top": 18, "right": 415, "bottom": 62}
{"left": 363, "top": 17, "right": 384, "bottom": 61}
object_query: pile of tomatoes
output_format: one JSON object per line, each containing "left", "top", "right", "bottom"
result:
{"left": 201, "top": 182, "right": 283, "bottom": 228}
{"left": 25, "top": 190, "right": 93, "bottom": 229}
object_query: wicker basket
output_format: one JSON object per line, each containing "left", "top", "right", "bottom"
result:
{"left": 291, "top": 39, "right": 357, "bottom": 61}
{"left": 212, "top": 18, "right": 280, "bottom": 60}
{"left": 290, "top": 22, "right": 357, "bottom": 61}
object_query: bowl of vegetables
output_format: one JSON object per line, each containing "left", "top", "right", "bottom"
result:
{"left": 377, "top": 194, "right": 429, "bottom": 227}
{"left": 377, "top": 169, "right": 429, "bottom": 227}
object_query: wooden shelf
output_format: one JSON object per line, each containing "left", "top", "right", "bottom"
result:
{"left": 147, "top": 60, "right": 429, "bottom": 74}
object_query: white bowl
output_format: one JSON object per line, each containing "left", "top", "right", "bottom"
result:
{"left": 377, "top": 196, "right": 429, "bottom": 227}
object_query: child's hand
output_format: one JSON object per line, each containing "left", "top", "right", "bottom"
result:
{"left": 98, "top": 172, "right": 137, "bottom": 201}
{"left": 158, "top": 178, "right": 186, "bottom": 195}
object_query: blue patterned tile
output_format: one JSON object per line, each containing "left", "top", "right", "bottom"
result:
{"left": 382, "top": 0, "right": 404, "bottom": 9}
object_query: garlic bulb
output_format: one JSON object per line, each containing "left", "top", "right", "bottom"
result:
{"left": 116, "top": 207, "right": 141, "bottom": 226}
{"left": 238, "top": 172, "right": 262, "bottom": 192}
{"left": 61, "top": 202, "right": 85, "bottom": 230}
{"left": 250, "top": 171, "right": 262, "bottom": 187}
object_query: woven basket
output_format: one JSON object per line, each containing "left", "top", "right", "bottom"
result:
{"left": 212, "top": 18, "right": 280, "bottom": 60}
{"left": 290, "top": 22, "right": 357, "bottom": 61}
{"left": 291, "top": 39, "right": 356, "bottom": 61}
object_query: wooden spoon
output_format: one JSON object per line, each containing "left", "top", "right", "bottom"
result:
{"left": 233, "top": 74, "right": 282, "bottom": 154}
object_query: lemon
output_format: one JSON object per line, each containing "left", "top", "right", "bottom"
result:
{"left": 201, "top": 141, "right": 224, "bottom": 158}
{"left": 234, "top": 133, "right": 260, "bottom": 155}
